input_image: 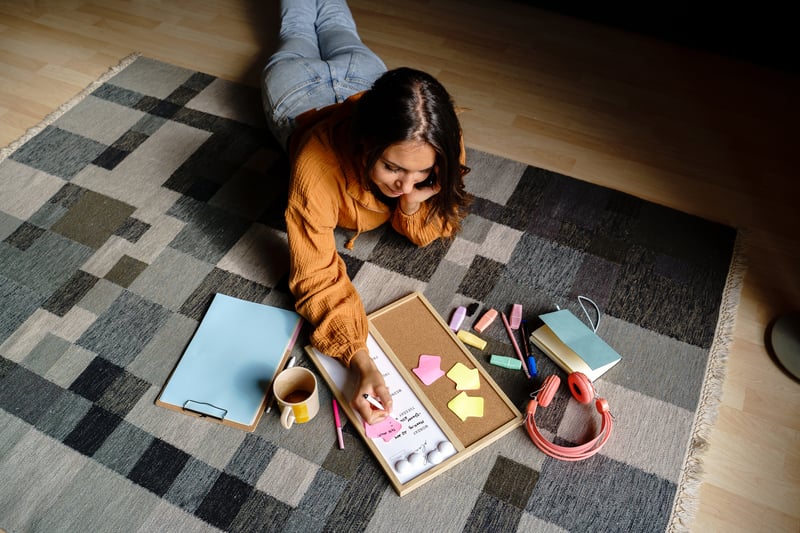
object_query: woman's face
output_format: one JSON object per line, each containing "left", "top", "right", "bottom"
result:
{"left": 369, "top": 140, "right": 436, "bottom": 198}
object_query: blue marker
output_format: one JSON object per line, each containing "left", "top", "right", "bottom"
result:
{"left": 520, "top": 320, "right": 537, "bottom": 377}
{"left": 527, "top": 355, "right": 537, "bottom": 378}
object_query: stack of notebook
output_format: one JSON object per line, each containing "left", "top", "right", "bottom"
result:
{"left": 529, "top": 309, "right": 621, "bottom": 382}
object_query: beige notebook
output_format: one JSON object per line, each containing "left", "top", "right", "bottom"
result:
{"left": 530, "top": 309, "right": 621, "bottom": 381}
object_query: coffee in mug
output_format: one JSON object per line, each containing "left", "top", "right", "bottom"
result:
{"left": 273, "top": 366, "right": 319, "bottom": 429}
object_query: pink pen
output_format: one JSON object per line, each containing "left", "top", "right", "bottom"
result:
{"left": 501, "top": 311, "right": 531, "bottom": 379}
{"left": 332, "top": 399, "right": 344, "bottom": 450}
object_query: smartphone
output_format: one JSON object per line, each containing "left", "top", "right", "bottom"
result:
{"left": 415, "top": 174, "right": 436, "bottom": 189}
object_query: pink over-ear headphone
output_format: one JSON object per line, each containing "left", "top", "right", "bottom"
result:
{"left": 525, "top": 372, "right": 613, "bottom": 461}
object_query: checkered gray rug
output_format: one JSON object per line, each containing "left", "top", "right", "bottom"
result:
{"left": 0, "top": 55, "right": 744, "bottom": 533}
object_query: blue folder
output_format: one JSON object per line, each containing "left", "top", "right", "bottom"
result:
{"left": 156, "top": 293, "right": 303, "bottom": 431}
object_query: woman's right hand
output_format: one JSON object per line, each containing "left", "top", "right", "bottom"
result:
{"left": 400, "top": 180, "right": 440, "bottom": 216}
{"left": 349, "top": 349, "right": 393, "bottom": 425}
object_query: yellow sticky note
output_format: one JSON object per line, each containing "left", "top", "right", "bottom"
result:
{"left": 447, "top": 391, "right": 484, "bottom": 421}
{"left": 446, "top": 362, "right": 480, "bottom": 390}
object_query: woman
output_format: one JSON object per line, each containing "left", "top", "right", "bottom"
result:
{"left": 263, "top": 0, "right": 471, "bottom": 424}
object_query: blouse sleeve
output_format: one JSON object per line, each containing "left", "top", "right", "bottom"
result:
{"left": 285, "top": 162, "right": 369, "bottom": 366}
{"left": 390, "top": 202, "right": 453, "bottom": 247}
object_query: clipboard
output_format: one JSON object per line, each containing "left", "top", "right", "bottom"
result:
{"left": 156, "top": 293, "right": 303, "bottom": 431}
{"left": 307, "top": 291, "right": 523, "bottom": 496}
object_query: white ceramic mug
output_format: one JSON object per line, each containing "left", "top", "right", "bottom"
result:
{"left": 273, "top": 366, "right": 319, "bottom": 429}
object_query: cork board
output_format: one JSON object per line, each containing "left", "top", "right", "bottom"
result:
{"left": 307, "top": 291, "right": 522, "bottom": 496}
{"left": 369, "top": 292, "right": 520, "bottom": 447}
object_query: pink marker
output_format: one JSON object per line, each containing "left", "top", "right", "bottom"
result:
{"left": 474, "top": 308, "right": 498, "bottom": 333}
{"left": 509, "top": 303, "right": 523, "bottom": 330}
{"left": 332, "top": 399, "right": 344, "bottom": 449}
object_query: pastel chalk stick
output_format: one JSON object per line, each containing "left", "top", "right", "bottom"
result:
{"left": 489, "top": 354, "right": 522, "bottom": 370}
{"left": 473, "top": 308, "right": 498, "bottom": 333}
{"left": 449, "top": 306, "right": 467, "bottom": 331}
{"left": 509, "top": 303, "right": 523, "bottom": 330}
{"left": 457, "top": 330, "right": 487, "bottom": 350}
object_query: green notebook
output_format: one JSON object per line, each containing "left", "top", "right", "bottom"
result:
{"left": 530, "top": 309, "right": 621, "bottom": 381}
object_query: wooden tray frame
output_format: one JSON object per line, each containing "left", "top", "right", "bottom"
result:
{"left": 306, "top": 291, "right": 522, "bottom": 496}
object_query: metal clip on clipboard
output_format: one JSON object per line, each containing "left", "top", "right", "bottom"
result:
{"left": 183, "top": 400, "right": 228, "bottom": 420}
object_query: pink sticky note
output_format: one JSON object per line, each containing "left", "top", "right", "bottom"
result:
{"left": 412, "top": 354, "right": 445, "bottom": 385}
{"left": 364, "top": 416, "right": 403, "bottom": 442}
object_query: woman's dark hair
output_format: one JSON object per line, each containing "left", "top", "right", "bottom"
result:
{"left": 351, "top": 67, "right": 471, "bottom": 235}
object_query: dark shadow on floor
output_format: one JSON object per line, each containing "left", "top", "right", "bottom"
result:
{"left": 514, "top": 0, "right": 799, "bottom": 74}
{"left": 240, "top": 1, "right": 281, "bottom": 87}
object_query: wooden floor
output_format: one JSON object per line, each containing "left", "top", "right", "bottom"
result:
{"left": 1, "top": 1, "right": 798, "bottom": 530}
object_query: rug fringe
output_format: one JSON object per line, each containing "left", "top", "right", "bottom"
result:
{"left": 667, "top": 229, "right": 748, "bottom": 532}
{"left": 0, "top": 52, "right": 142, "bottom": 163}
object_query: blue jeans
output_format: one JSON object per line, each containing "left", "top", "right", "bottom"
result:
{"left": 262, "top": 0, "right": 387, "bottom": 149}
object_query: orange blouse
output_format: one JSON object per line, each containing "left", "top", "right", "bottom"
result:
{"left": 286, "top": 93, "right": 459, "bottom": 365}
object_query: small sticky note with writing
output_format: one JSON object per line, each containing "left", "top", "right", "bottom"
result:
{"left": 364, "top": 416, "right": 403, "bottom": 442}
